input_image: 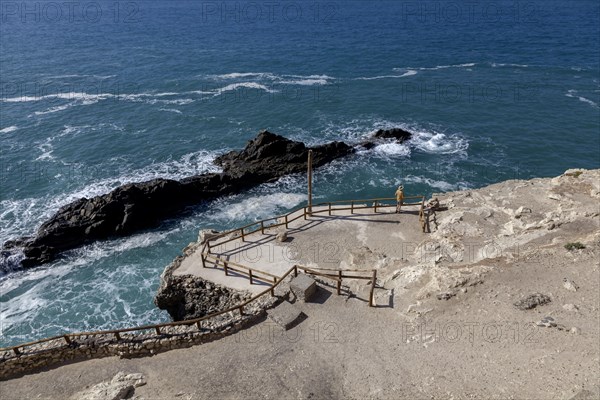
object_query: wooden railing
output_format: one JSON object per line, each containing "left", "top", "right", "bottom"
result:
{"left": 294, "top": 265, "right": 378, "bottom": 307}
{"left": 1, "top": 195, "right": 426, "bottom": 358}
{"left": 203, "top": 252, "right": 280, "bottom": 286}
{"left": 1, "top": 263, "right": 379, "bottom": 357}
{"left": 0, "top": 265, "right": 299, "bottom": 357}
{"left": 205, "top": 196, "right": 427, "bottom": 252}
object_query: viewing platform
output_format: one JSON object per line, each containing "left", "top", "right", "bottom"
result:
{"left": 173, "top": 198, "right": 429, "bottom": 294}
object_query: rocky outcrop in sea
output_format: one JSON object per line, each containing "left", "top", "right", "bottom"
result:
{"left": 2, "top": 128, "right": 412, "bottom": 270}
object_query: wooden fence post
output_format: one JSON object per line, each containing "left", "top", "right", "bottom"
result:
{"left": 374, "top": 201, "right": 378, "bottom": 213}
{"left": 114, "top": 332, "right": 121, "bottom": 341}
{"left": 155, "top": 327, "right": 161, "bottom": 335}
{"left": 241, "top": 228, "right": 245, "bottom": 242}
{"left": 303, "top": 207, "right": 307, "bottom": 220}
{"left": 196, "top": 321, "right": 202, "bottom": 330}
{"left": 285, "top": 214, "right": 289, "bottom": 229}
{"left": 224, "top": 261, "right": 229, "bottom": 276}
{"left": 350, "top": 201, "right": 354, "bottom": 214}
{"left": 249, "top": 269, "right": 254, "bottom": 285}
{"left": 294, "top": 265, "right": 298, "bottom": 277}
{"left": 369, "top": 270, "right": 377, "bottom": 307}
{"left": 239, "top": 306, "right": 244, "bottom": 316}
{"left": 201, "top": 253, "right": 206, "bottom": 268}
{"left": 337, "top": 270, "right": 342, "bottom": 295}
{"left": 308, "top": 150, "right": 313, "bottom": 214}
{"left": 63, "top": 335, "right": 71, "bottom": 345}
{"left": 328, "top": 203, "right": 332, "bottom": 216}
{"left": 260, "top": 221, "right": 264, "bottom": 234}
{"left": 13, "top": 348, "right": 20, "bottom": 356}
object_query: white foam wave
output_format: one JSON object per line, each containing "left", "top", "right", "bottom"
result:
{"left": 209, "top": 193, "right": 306, "bottom": 222}
{"left": 0, "top": 149, "right": 222, "bottom": 245}
{"left": 319, "top": 117, "right": 410, "bottom": 144}
{"left": 278, "top": 74, "right": 334, "bottom": 86}
{"left": 403, "top": 175, "right": 459, "bottom": 192}
{"left": 32, "top": 124, "right": 103, "bottom": 160}
{"left": 212, "top": 82, "right": 279, "bottom": 95}
{"left": 490, "top": 63, "right": 529, "bottom": 68}
{"left": 45, "top": 74, "right": 83, "bottom": 79}
{"left": 209, "top": 72, "right": 277, "bottom": 80}
{"left": 285, "top": 74, "right": 334, "bottom": 80}
{"left": 394, "top": 63, "right": 476, "bottom": 71}
{"left": 565, "top": 90, "right": 599, "bottom": 109}
{"left": 5, "top": 90, "right": 197, "bottom": 115}
{"left": 33, "top": 103, "right": 74, "bottom": 116}
{"left": 371, "top": 142, "right": 411, "bottom": 157}
{"left": 411, "top": 130, "right": 468, "bottom": 154}
{"left": 159, "top": 108, "right": 183, "bottom": 114}
{"left": 277, "top": 78, "right": 329, "bottom": 86}
{"left": 355, "top": 70, "right": 418, "bottom": 80}
{"left": 320, "top": 118, "right": 468, "bottom": 157}
{"left": 0, "top": 125, "right": 18, "bottom": 134}
{"left": 206, "top": 72, "right": 334, "bottom": 86}
{"left": 144, "top": 98, "right": 194, "bottom": 105}
{"left": 0, "top": 230, "right": 171, "bottom": 341}
{"left": 35, "top": 143, "right": 55, "bottom": 161}
{"left": 5, "top": 92, "right": 112, "bottom": 103}
{"left": 4, "top": 91, "right": 189, "bottom": 104}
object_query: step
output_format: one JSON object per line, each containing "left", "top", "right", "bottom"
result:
{"left": 266, "top": 301, "right": 305, "bottom": 330}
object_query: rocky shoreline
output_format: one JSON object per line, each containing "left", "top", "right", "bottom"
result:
{"left": 154, "top": 252, "right": 251, "bottom": 321}
{"left": 2, "top": 128, "right": 411, "bottom": 270}
{"left": 1, "top": 169, "right": 598, "bottom": 396}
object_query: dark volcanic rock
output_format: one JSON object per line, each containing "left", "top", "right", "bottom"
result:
{"left": 215, "top": 130, "right": 353, "bottom": 180}
{"left": 5, "top": 130, "right": 355, "bottom": 269}
{"left": 19, "top": 178, "right": 188, "bottom": 268}
{"left": 372, "top": 128, "right": 412, "bottom": 141}
{"left": 155, "top": 274, "right": 250, "bottom": 321}
{"left": 361, "top": 128, "right": 412, "bottom": 150}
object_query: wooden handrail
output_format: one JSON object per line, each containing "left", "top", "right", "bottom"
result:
{"left": 4, "top": 195, "right": 428, "bottom": 356}
{"left": 205, "top": 195, "right": 426, "bottom": 249}
{"left": 1, "top": 264, "right": 300, "bottom": 355}
{"left": 296, "top": 265, "right": 377, "bottom": 307}
{"left": 204, "top": 253, "right": 280, "bottom": 280}
{"left": 2, "top": 261, "right": 382, "bottom": 354}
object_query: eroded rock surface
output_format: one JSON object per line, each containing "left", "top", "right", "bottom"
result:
{"left": 154, "top": 255, "right": 251, "bottom": 321}
{"left": 70, "top": 372, "right": 146, "bottom": 400}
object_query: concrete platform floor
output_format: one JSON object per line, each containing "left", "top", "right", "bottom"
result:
{"left": 173, "top": 203, "right": 427, "bottom": 293}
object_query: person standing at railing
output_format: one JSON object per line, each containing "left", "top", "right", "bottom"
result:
{"left": 395, "top": 185, "right": 404, "bottom": 213}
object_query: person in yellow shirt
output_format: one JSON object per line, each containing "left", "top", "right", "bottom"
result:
{"left": 395, "top": 185, "right": 404, "bottom": 213}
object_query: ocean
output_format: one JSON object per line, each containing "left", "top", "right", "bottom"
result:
{"left": 0, "top": 0, "right": 598, "bottom": 346}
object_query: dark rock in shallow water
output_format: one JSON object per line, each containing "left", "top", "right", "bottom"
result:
{"left": 360, "top": 128, "right": 412, "bottom": 150}
{"left": 372, "top": 128, "right": 412, "bottom": 142}
{"left": 154, "top": 274, "right": 250, "bottom": 321}
{"left": 215, "top": 130, "right": 353, "bottom": 180}
{"left": 4, "top": 130, "right": 355, "bottom": 269}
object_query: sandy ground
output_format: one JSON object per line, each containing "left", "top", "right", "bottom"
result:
{"left": 2, "top": 169, "right": 599, "bottom": 399}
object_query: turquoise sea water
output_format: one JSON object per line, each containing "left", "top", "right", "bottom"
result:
{"left": 1, "top": 0, "right": 599, "bottom": 346}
